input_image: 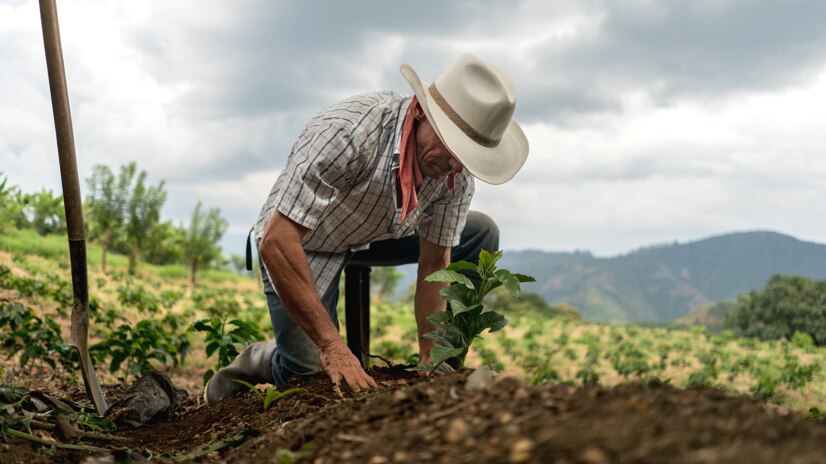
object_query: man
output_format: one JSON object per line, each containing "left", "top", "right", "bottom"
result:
{"left": 205, "top": 53, "right": 529, "bottom": 403}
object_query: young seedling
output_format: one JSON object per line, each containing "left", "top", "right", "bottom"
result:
{"left": 231, "top": 379, "right": 305, "bottom": 412}
{"left": 414, "top": 249, "right": 535, "bottom": 373}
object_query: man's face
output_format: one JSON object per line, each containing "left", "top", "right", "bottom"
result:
{"left": 415, "top": 117, "right": 464, "bottom": 180}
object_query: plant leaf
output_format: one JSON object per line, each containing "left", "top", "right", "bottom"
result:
{"left": 494, "top": 269, "right": 521, "bottom": 299}
{"left": 426, "top": 312, "right": 451, "bottom": 326}
{"left": 439, "top": 285, "right": 477, "bottom": 311}
{"left": 425, "top": 270, "right": 474, "bottom": 289}
{"left": 477, "top": 311, "right": 508, "bottom": 333}
{"left": 422, "top": 330, "right": 456, "bottom": 348}
{"left": 430, "top": 344, "right": 464, "bottom": 365}
{"left": 514, "top": 273, "right": 536, "bottom": 283}
{"left": 452, "top": 303, "right": 483, "bottom": 317}
{"left": 446, "top": 261, "right": 478, "bottom": 273}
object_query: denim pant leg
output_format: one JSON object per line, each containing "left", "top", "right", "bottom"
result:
{"left": 349, "top": 210, "right": 500, "bottom": 267}
{"left": 261, "top": 259, "right": 342, "bottom": 387}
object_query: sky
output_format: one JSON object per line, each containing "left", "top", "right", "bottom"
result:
{"left": 2, "top": 0, "right": 825, "bottom": 258}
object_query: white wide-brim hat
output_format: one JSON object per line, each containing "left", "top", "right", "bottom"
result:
{"left": 400, "top": 53, "right": 529, "bottom": 185}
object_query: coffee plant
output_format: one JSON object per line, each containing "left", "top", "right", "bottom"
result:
{"left": 0, "top": 298, "right": 78, "bottom": 373}
{"left": 414, "top": 250, "right": 534, "bottom": 372}
{"left": 190, "top": 314, "right": 262, "bottom": 385}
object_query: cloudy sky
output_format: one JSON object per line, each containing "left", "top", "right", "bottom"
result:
{"left": 2, "top": 0, "right": 825, "bottom": 258}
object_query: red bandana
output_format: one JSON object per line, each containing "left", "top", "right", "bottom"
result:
{"left": 397, "top": 97, "right": 456, "bottom": 224}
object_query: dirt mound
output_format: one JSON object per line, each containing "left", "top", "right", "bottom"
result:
{"left": 3, "top": 366, "right": 826, "bottom": 463}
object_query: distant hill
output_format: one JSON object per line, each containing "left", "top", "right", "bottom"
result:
{"left": 498, "top": 231, "right": 826, "bottom": 323}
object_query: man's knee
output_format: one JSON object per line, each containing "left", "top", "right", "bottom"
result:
{"left": 466, "top": 211, "right": 500, "bottom": 253}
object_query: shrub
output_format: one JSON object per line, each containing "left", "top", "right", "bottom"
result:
{"left": 726, "top": 275, "right": 826, "bottom": 346}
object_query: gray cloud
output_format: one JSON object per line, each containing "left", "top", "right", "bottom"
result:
{"left": 518, "top": 0, "right": 826, "bottom": 123}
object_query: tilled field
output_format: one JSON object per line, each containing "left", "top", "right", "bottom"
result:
{"left": 3, "top": 366, "right": 826, "bottom": 463}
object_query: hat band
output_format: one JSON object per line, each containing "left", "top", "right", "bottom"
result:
{"left": 428, "top": 83, "right": 501, "bottom": 148}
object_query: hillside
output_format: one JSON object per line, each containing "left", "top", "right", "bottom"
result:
{"left": 501, "top": 231, "right": 826, "bottom": 323}
{"left": 5, "top": 228, "right": 826, "bottom": 462}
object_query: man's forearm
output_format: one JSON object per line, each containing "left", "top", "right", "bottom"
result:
{"left": 414, "top": 272, "right": 448, "bottom": 355}
{"left": 259, "top": 221, "right": 340, "bottom": 350}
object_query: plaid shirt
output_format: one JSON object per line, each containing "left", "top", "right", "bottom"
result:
{"left": 255, "top": 91, "right": 475, "bottom": 295}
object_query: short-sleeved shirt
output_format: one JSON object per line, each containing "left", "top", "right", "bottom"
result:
{"left": 254, "top": 91, "right": 475, "bottom": 295}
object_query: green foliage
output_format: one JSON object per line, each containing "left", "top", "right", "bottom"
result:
{"left": 607, "top": 342, "right": 650, "bottom": 379}
{"left": 117, "top": 281, "right": 162, "bottom": 314}
{"left": 142, "top": 221, "right": 186, "bottom": 265}
{"left": 182, "top": 202, "right": 228, "bottom": 286}
{"left": 125, "top": 167, "right": 167, "bottom": 275}
{"left": 189, "top": 294, "right": 263, "bottom": 384}
{"left": 791, "top": 331, "right": 816, "bottom": 350}
{"left": 415, "top": 250, "right": 535, "bottom": 372}
{"left": 0, "top": 173, "right": 25, "bottom": 233}
{"left": 90, "top": 314, "right": 190, "bottom": 381}
{"left": 0, "top": 298, "right": 78, "bottom": 372}
{"left": 19, "top": 189, "right": 66, "bottom": 236}
{"left": 85, "top": 162, "right": 169, "bottom": 274}
{"left": 370, "top": 266, "right": 403, "bottom": 301}
{"left": 725, "top": 275, "right": 826, "bottom": 345}
{"left": 85, "top": 163, "right": 131, "bottom": 272}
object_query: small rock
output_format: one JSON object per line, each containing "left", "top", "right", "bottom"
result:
{"left": 504, "top": 424, "right": 520, "bottom": 435}
{"left": 445, "top": 417, "right": 470, "bottom": 444}
{"left": 580, "top": 446, "right": 609, "bottom": 464}
{"left": 514, "top": 387, "right": 530, "bottom": 401}
{"left": 509, "top": 438, "right": 535, "bottom": 463}
{"left": 466, "top": 366, "right": 496, "bottom": 391}
{"left": 392, "top": 451, "right": 411, "bottom": 462}
{"left": 369, "top": 456, "right": 389, "bottom": 464}
{"left": 392, "top": 390, "right": 409, "bottom": 403}
{"left": 498, "top": 411, "right": 515, "bottom": 425}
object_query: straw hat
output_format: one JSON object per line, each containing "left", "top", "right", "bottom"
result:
{"left": 400, "top": 53, "right": 529, "bottom": 185}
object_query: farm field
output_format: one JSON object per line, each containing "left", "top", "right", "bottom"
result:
{"left": 2, "top": 228, "right": 826, "bottom": 462}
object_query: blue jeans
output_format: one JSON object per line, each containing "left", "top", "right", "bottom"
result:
{"left": 261, "top": 211, "right": 499, "bottom": 386}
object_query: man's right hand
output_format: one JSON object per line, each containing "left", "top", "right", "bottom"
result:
{"left": 318, "top": 339, "right": 378, "bottom": 393}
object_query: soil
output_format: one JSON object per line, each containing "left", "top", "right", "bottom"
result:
{"left": 3, "top": 365, "right": 826, "bottom": 464}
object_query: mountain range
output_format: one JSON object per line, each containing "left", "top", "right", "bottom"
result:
{"left": 498, "top": 231, "right": 826, "bottom": 323}
{"left": 391, "top": 231, "right": 826, "bottom": 324}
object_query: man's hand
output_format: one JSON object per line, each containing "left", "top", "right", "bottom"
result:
{"left": 318, "top": 339, "right": 378, "bottom": 393}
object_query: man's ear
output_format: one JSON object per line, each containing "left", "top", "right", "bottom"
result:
{"left": 414, "top": 103, "right": 426, "bottom": 121}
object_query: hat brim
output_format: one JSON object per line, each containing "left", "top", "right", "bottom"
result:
{"left": 400, "top": 63, "right": 529, "bottom": 185}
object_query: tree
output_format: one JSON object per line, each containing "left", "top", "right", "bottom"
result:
{"left": 124, "top": 169, "right": 167, "bottom": 275}
{"left": 0, "top": 173, "right": 24, "bottom": 233}
{"left": 21, "top": 189, "right": 66, "bottom": 235}
{"left": 86, "top": 164, "right": 133, "bottom": 272}
{"left": 725, "top": 275, "right": 826, "bottom": 345}
{"left": 371, "top": 266, "right": 403, "bottom": 302}
{"left": 182, "top": 202, "right": 228, "bottom": 285}
{"left": 143, "top": 221, "right": 186, "bottom": 265}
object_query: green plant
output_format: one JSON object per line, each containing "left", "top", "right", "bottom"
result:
{"left": 231, "top": 379, "right": 305, "bottom": 412}
{"left": 90, "top": 317, "right": 187, "bottom": 380}
{"left": 414, "top": 250, "right": 535, "bottom": 372}
{"left": 117, "top": 281, "right": 161, "bottom": 314}
{"left": 190, "top": 315, "right": 262, "bottom": 384}
{"left": 607, "top": 342, "right": 650, "bottom": 379}
{"left": 0, "top": 299, "right": 78, "bottom": 372}
{"left": 182, "top": 202, "right": 228, "bottom": 286}
{"left": 750, "top": 373, "right": 779, "bottom": 401}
